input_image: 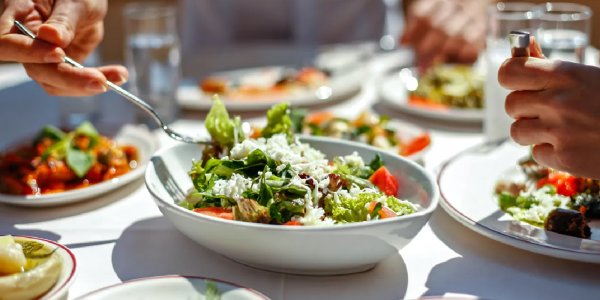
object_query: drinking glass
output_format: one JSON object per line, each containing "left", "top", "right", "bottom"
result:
{"left": 123, "top": 3, "right": 181, "bottom": 126}
{"left": 380, "top": 0, "right": 404, "bottom": 50}
{"left": 484, "top": 2, "right": 535, "bottom": 141}
{"left": 533, "top": 2, "right": 592, "bottom": 63}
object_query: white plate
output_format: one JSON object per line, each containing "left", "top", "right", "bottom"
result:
{"left": 8, "top": 236, "right": 77, "bottom": 300}
{"left": 177, "top": 65, "right": 364, "bottom": 111}
{"left": 0, "top": 125, "right": 158, "bottom": 207}
{"left": 378, "top": 68, "right": 483, "bottom": 123}
{"left": 438, "top": 139, "right": 600, "bottom": 263}
{"left": 75, "top": 275, "right": 269, "bottom": 300}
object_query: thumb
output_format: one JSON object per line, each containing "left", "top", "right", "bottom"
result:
{"left": 530, "top": 36, "right": 545, "bottom": 59}
{"left": 36, "top": 1, "right": 82, "bottom": 48}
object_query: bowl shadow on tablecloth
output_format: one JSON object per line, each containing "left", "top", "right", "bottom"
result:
{"left": 0, "top": 178, "right": 144, "bottom": 241}
{"left": 111, "top": 216, "right": 409, "bottom": 300}
{"left": 422, "top": 208, "right": 600, "bottom": 299}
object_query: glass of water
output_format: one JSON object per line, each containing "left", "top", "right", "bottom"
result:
{"left": 533, "top": 2, "right": 592, "bottom": 63}
{"left": 484, "top": 2, "right": 535, "bottom": 141}
{"left": 123, "top": 3, "right": 181, "bottom": 126}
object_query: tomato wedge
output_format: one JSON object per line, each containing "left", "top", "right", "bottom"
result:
{"left": 369, "top": 166, "right": 399, "bottom": 196}
{"left": 193, "top": 207, "right": 234, "bottom": 220}
{"left": 401, "top": 134, "right": 431, "bottom": 156}
{"left": 536, "top": 172, "right": 579, "bottom": 197}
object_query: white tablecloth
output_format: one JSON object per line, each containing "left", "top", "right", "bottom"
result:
{"left": 0, "top": 57, "right": 599, "bottom": 300}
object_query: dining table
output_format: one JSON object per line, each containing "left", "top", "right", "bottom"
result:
{"left": 0, "top": 46, "right": 599, "bottom": 300}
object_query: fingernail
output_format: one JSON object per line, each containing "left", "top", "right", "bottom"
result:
{"left": 108, "top": 75, "right": 127, "bottom": 85}
{"left": 44, "top": 51, "right": 63, "bottom": 63}
{"left": 86, "top": 81, "right": 107, "bottom": 93}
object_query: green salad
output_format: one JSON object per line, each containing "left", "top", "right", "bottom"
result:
{"left": 180, "top": 99, "right": 417, "bottom": 225}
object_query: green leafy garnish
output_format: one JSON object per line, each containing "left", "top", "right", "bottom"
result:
{"left": 261, "top": 102, "right": 292, "bottom": 138}
{"left": 34, "top": 125, "right": 66, "bottom": 144}
{"left": 66, "top": 148, "right": 95, "bottom": 178}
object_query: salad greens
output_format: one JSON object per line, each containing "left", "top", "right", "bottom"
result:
{"left": 182, "top": 98, "right": 417, "bottom": 225}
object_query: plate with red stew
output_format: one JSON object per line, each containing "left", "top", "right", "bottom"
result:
{"left": 0, "top": 123, "right": 157, "bottom": 207}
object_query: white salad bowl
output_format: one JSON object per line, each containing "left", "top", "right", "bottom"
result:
{"left": 145, "top": 136, "right": 439, "bottom": 275}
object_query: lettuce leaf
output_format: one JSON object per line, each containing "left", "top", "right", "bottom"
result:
{"left": 261, "top": 102, "right": 292, "bottom": 138}
{"left": 206, "top": 97, "right": 244, "bottom": 148}
{"left": 328, "top": 192, "right": 377, "bottom": 223}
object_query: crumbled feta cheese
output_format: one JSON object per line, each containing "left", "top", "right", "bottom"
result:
{"left": 211, "top": 173, "right": 254, "bottom": 201}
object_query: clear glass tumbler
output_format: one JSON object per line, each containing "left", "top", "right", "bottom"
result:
{"left": 533, "top": 2, "right": 592, "bottom": 63}
{"left": 484, "top": 2, "right": 535, "bottom": 141}
{"left": 123, "top": 3, "right": 181, "bottom": 126}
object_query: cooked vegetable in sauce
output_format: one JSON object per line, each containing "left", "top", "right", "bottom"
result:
{"left": 0, "top": 122, "right": 138, "bottom": 195}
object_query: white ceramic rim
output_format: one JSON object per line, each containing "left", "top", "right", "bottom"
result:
{"left": 73, "top": 275, "right": 270, "bottom": 300}
{"left": 146, "top": 135, "right": 439, "bottom": 232}
{"left": 437, "top": 139, "right": 600, "bottom": 263}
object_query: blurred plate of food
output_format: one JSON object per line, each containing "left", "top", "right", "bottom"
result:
{"left": 177, "top": 65, "right": 363, "bottom": 111}
{"left": 379, "top": 64, "right": 484, "bottom": 122}
{"left": 0, "top": 123, "right": 157, "bottom": 207}
{"left": 439, "top": 139, "right": 600, "bottom": 263}
{"left": 75, "top": 275, "right": 269, "bottom": 300}
{"left": 0, "top": 235, "right": 76, "bottom": 300}
{"left": 280, "top": 110, "right": 431, "bottom": 162}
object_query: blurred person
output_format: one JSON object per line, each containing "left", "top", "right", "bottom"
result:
{"left": 0, "top": 0, "right": 127, "bottom": 96}
{"left": 401, "top": 0, "right": 489, "bottom": 70}
{"left": 499, "top": 37, "right": 600, "bottom": 179}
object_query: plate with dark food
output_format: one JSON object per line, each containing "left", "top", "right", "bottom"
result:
{"left": 379, "top": 64, "right": 484, "bottom": 122}
{"left": 0, "top": 123, "right": 157, "bottom": 207}
{"left": 177, "top": 65, "right": 363, "bottom": 111}
{"left": 438, "top": 139, "right": 600, "bottom": 263}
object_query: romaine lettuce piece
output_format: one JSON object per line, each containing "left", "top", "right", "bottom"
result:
{"left": 205, "top": 97, "right": 244, "bottom": 148}
{"left": 261, "top": 103, "right": 292, "bottom": 138}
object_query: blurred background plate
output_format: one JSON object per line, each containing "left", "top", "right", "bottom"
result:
{"left": 378, "top": 68, "right": 484, "bottom": 123}
{"left": 177, "top": 64, "right": 364, "bottom": 111}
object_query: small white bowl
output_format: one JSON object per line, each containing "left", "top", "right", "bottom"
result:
{"left": 75, "top": 275, "right": 269, "bottom": 300}
{"left": 1, "top": 236, "right": 77, "bottom": 300}
{"left": 146, "top": 136, "right": 439, "bottom": 275}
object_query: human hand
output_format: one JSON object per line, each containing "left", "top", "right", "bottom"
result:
{"left": 499, "top": 38, "right": 600, "bottom": 179}
{"left": 400, "top": 0, "right": 487, "bottom": 70}
{"left": 0, "top": 0, "right": 127, "bottom": 96}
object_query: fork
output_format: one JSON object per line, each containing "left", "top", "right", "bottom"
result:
{"left": 13, "top": 20, "right": 211, "bottom": 145}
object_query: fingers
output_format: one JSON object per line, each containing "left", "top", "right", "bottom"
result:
{"left": 510, "top": 118, "right": 556, "bottom": 146}
{"left": 504, "top": 90, "right": 546, "bottom": 119}
{"left": 498, "top": 57, "right": 562, "bottom": 91}
{"left": 23, "top": 63, "right": 127, "bottom": 97}
{"left": 531, "top": 143, "right": 559, "bottom": 171}
{"left": 0, "top": 34, "right": 65, "bottom": 63}
{"left": 97, "top": 65, "right": 129, "bottom": 84}
{"left": 36, "top": 0, "right": 84, "bottom": 48}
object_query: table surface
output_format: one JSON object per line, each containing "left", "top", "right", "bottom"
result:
{"left": 0, "top": 51, "right": 599, "bottom": 300}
